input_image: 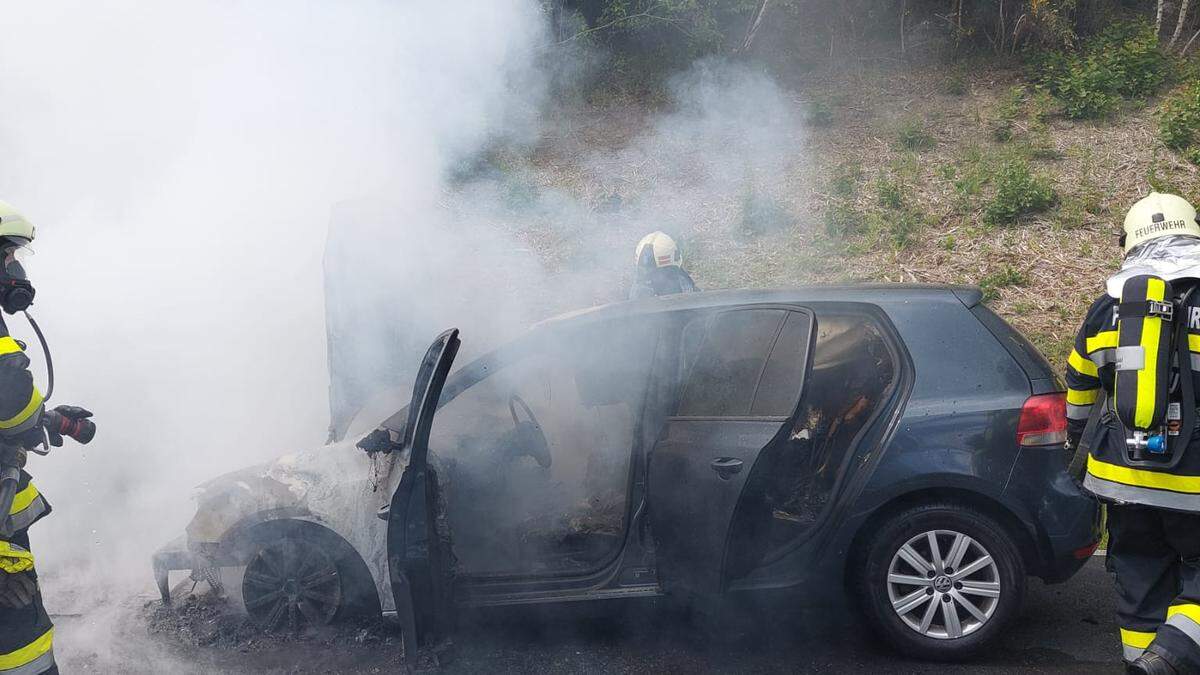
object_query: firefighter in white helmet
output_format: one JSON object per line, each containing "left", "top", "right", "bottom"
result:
{"left": 1067, "top": 193, "right": 1200, "bottom": 674}
{"left": 0, "top": 201, "right": 95, "bottom": 675}
{"left": 629, "top": 231, "right": 698, "bottom": 300}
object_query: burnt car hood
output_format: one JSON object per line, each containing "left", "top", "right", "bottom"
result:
{"left": 186, "top": 439, "right": 406, "bottom": 546}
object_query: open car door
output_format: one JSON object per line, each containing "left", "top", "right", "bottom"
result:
{"left": 648, "top": 307, "right": 816, "bottom": 597}
{"left": 382, "top": 328, "right": 460, "bottom": 660}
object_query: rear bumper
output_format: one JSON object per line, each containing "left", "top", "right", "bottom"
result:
{"left": 1003, "top": 445, "right": 1102, "bottom": 583}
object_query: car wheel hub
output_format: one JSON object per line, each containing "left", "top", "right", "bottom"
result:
{"left": 885, "top": 529, "right": 1001, "bottom": 640}
{"left": 242, "top": 539, "right": 343, "bottom": 632}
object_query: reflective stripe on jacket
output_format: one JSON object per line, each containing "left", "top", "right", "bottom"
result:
{"left": 0, "top": 628, "right": 53, "bottom": 675}
{"left": 6, "top": 482, "right": 46, "bottom": 536}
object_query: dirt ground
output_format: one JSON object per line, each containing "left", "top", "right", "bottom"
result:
{"left": 52, "top": 557, "right": 1121, "bottom": 674}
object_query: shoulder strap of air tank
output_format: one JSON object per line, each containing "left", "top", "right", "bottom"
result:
{"left": 1167, "top": 284, "right": 1198, "bottom": 471}
{"left": 1071, "top": 386, "right": 1107, "bottom": 482}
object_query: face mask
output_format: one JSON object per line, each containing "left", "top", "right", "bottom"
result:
{"left": 0, "top": 247, "right": 34, "bottom": 314}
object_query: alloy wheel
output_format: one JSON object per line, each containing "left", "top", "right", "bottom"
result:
{"left": 242, "top": 538, "right": 342, "bottom": 632}
{"left": 885, "top": 529, "right": 1001, "bottom": 640}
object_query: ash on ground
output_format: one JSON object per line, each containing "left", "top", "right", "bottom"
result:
{"left": 143, "top": 592, "right": 400, "bottom": 654}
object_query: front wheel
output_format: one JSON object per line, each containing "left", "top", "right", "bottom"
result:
{"left": 853, "top": 503, "right": 1025, "bottom": 661}
{"left": 242, "top": 536, "right": 343, "bottom": 632}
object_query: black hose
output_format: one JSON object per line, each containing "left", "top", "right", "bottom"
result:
{"left": 23, "top": 311, "right": 52, "bottom": 403}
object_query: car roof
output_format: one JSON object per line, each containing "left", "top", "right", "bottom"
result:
{"left": 535, "top": 284, "right": 983, "bottom": 329}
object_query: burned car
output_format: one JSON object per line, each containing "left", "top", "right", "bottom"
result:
{"left": 153, "top": 285, "right": 1100, "bottom": 661}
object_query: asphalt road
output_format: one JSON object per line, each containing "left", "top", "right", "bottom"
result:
{"left": 56, "top": 557, "right": 1123, "bottom": 674}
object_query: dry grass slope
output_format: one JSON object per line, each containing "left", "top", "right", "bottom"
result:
{"left": 514, "top": 64, "right": 1200, "bottom": 368}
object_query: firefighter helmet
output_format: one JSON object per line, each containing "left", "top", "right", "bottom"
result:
{"left": 1122, "top": 192, "right": 1200, "bottom": 254}
{"left": 635, "top": 231, "right": 681, "bottom": 269}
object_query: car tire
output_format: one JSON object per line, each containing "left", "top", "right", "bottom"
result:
{"left": 853, "top": 502, "right": 1025, "bottom": 661}
{"left": 239, "top": 524, "right": 380, "bottom": 631}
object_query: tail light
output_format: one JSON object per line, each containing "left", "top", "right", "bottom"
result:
{"left": 1017, "top": 393, "right": 1068, "bottom": 447}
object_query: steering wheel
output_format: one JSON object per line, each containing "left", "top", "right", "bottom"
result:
{"left": 508, "top": 394, "right": 552, "bottom": 468}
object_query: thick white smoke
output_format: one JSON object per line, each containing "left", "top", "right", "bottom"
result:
{"left": 0, "top": 1, "right": 806, "bottom": 670}
{"left": 0, "top": 0, "right": 551, "bottom": 667}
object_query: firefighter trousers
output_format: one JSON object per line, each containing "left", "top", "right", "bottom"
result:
{"left": 1109, "top": 503, "right": 1200, "bottom": 669}
{"left": 0, "top": 529, "right": 55, "bottom": 675}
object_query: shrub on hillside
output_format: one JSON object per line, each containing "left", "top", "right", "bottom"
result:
{"left": 984, "top": 159, "right": 1056, "bottom": 225}
{"left": 896, "top": 117, "right": 936, "bottom": 151}
{"left": 979, "top": 265, "right": 1030, "bottom": 303}
{"left": 824, "top": 203, "right": 862, "bottom": 238}
{"left": 1160, "top": 82, "right": 1200, "bottom": 164}
{"left": 1029, "top": 21, "right": 1167, "bottom": 119}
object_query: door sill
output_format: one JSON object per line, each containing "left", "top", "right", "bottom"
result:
{"left": 459, "top": 584, "right": 662, "bottom": 608}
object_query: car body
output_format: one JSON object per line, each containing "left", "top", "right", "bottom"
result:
{"left": 153, "top": 285, "right": 1101, "bottom": 660}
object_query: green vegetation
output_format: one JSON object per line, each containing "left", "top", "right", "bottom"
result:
{"left": 1030, "top": 21, "right": 1168, "bottom": 119}
{"left": 984, "top": 159, "right": 1057, "bottom": 225}
{"left": 943, "top": 71, "right": 968, "bottom": 96}
{"left": 875, "top": 175, "right": 904, "bottom": 210}
{"left": 979, "top": 265, "right": 1030, "bottom": 303}
{"left": 829, "top": 162, "right": 862, "bottom": 200}
{"left": 823, "top": 203, "right": 861, "bottom": 238}
{"left": 991, "top": 86, "right": 1026, "bottom": 142}
{"left": 804, "top": 99, "right": 835, "bottom": 127}
{"left": 896, "top": 117, "right": 936, "bottom": 151}
{"left": 738, "top": 190, "right": 794, "bottom": 238}
{"left": 1160, "top": 82, "right": 1200, "bottom": 164}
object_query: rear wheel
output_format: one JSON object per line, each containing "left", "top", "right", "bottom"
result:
{"left": 853, "top": 503, "right": 1025, "bottom": 661}
{"left": 243, "top": 537, "right": 343, "bottom": 632}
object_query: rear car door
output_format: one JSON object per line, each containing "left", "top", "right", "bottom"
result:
{"left": 648, "top": 307, "right": 815, "bottom": 595}
{"left": 384, "top": 328, "right": 460, "bottom": 655}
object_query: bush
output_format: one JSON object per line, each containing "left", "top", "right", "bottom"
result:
{"left": 943, "top": 71, "right": 968, "bottom": 96}
{"left": 824, "top": 203, "right": 862, "bottom": 238}
{"left": 804, "top": 99, "right": 835, "bottom": 127}
{"left": 984, "top": 159, "right": 1056, "bottom": 225}
{"left": 738, "top": 190, "right": 794, "bottom": 237}
{"left": 829, "top": 162, "right": 862, "bottom": 200}
{"left": 896, "top": 117, "right": 936, "bottom": 151}
{"left": 1030, "top": 21, "right": 1168, "bottom": 119}
{"left": 979, "top": 265, "right": 1030, "bottom": 303}
{"left": 887, "top": 208, "right": 922, "bottom": 249}
{"left": 991, "top": 86, "right": 1026, "bottom": 142}
{"left": 1160, "top": 82, "right": 1200, "bottom": 162}
{"left": 876, "top": 175, "right": 904, "bottom": 209}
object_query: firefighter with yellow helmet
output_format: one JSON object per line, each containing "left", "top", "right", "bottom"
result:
{"left": 0, "top": 201, "right": 95, "bottom": 675}
{"left": 1068, "top": 193, "right": 1200, "bottom": 674}
{"left": 629, "top": 231, "right": 698, "bottom": 300}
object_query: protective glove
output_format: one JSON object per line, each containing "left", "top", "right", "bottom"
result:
{"left": 0, "top": 571, "right": 37, "bottom": 608}
{"left": 44, "top": 405, "right": 95, "bottom": 446}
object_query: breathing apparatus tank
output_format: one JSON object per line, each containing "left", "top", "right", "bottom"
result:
{"left": 1113, "top": 274, "right": 1196, "bottom": 465}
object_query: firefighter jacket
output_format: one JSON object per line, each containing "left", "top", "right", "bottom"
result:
{"left": 0, "top": 322, "right": 53, "bottom": 673}
{"left": 629, "top": 266, "right": 698, "bottom": 300}
{"left": 0, "top": 326, "right": 48, "bottom": 553}
{"left": 1067, "top": 287, "right": 1200, "bottom": 512}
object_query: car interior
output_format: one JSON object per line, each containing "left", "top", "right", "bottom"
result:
{"left": 427, "top": 322, "right": 658, "bottom": 578}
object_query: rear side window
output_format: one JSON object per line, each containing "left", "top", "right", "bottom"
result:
{"left": 677, "top": 309, "right": 811, "bottom": 418}
{"left": 752, "top": 312, "right": 811, "bottom": 416}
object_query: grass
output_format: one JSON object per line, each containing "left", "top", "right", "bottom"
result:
{"left": 513, "top": 62, "right": 1183, "bottom": 374}
{"left": 896, "top": 117, "right": 936, "bottom": 151}
{"left": 979, "top": 265, "right": 1030, "bottom": 303}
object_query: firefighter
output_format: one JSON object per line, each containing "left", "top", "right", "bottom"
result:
{"left": 0, "top": 201, "right": 94, "bottom": 675}
{"left": 629, "top": 231, "right": 698, "bottom": 300}
{"left": 1067, "top": 192, "right": 1200, "bottom": 674}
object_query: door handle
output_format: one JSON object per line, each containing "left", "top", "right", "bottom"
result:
{"left": 710, "top": 457, "right": 744, "bottom": 479}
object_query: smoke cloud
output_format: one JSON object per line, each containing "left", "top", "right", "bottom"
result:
{"left": 0, "top": 1, "right": 805, "bottom": 670}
